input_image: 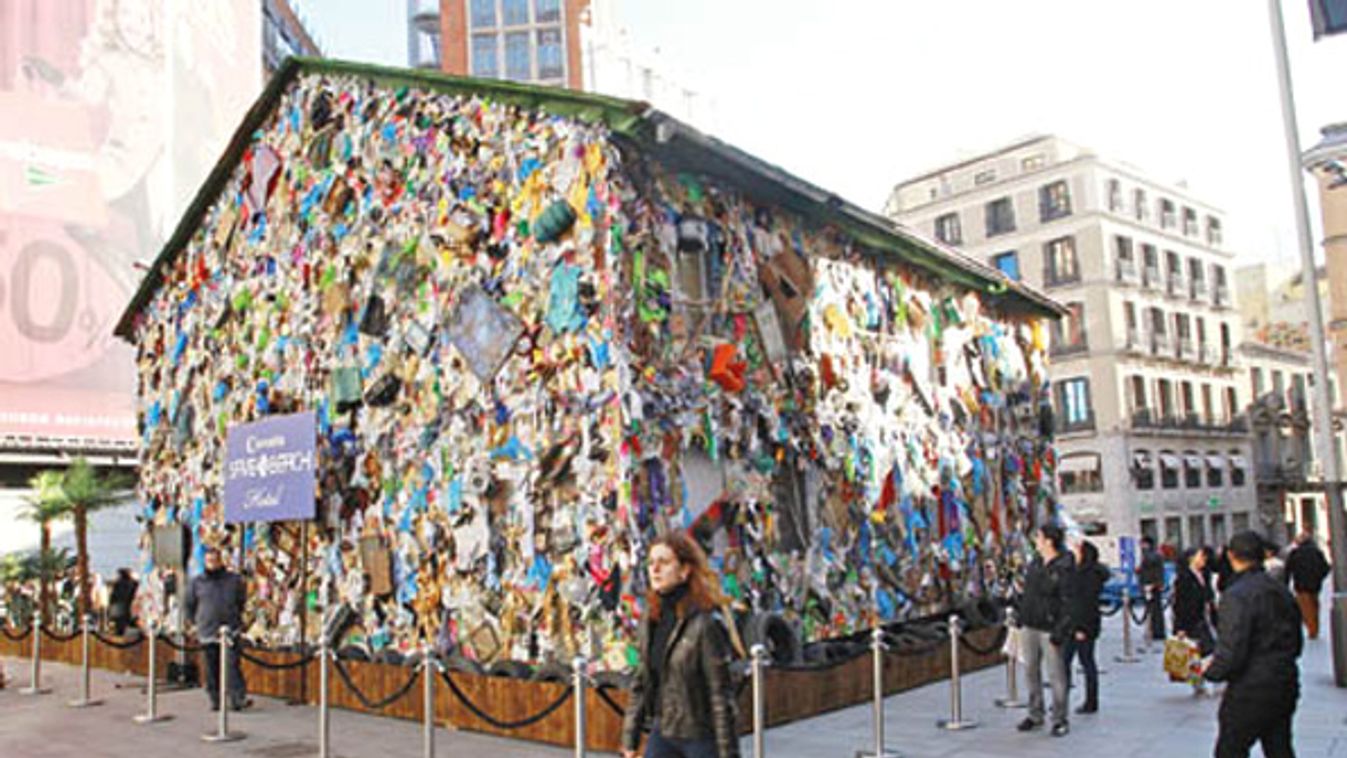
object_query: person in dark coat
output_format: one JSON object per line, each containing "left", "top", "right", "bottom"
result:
{"left": 1137, "top": 535, "right": 1166, "bottom": 645}
{"left": 1201, "top": 531, "right": 1303, "bottom": 757}
{"left": 1015, "top": 523, "right": 1075, "bottom": 737}
{"left": 1285, "top": 531, "right": 1332, "bottom": 640}
{"left": 1173, "top": 546, "right": 1215, "bottom": 695}
{"left": 621, "top": 532, "right": 740, "bottom": 758}
{"left": 107, "top": 568, "right": 138, "bottom": 636}
{"left": 186, "top": 546, "right": 250, "bottom": 712}
{"left": 1064, "top": 538, "right": 1108, "bottom": 714}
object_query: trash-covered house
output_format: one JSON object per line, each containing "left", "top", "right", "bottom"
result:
{"left": 115, "top": 58, "right": 1064, "bottom": 672}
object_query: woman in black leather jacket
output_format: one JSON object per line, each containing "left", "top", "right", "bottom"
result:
{"left": 1064, "top": 539, "right": 1109, "bottom": 713}
{"left": 621, "top": 532, "right": 740, "bottom": 758}
{"left": 1173, "top": 546, "right": 1216, "bottom": 694}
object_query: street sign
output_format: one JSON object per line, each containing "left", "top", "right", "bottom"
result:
{"left": 1311, "top": 0, "right": 1347, "bottom": 38}
{"left": 223, "top": 411, "right": 317, "bottom": 524}
{"left": 1118, "top": 536, "right": 1137, "bottom": 575}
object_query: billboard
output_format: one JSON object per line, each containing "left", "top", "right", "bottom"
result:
{"left": 0, "top": 0, "right": 260, "bottom": 449}
{"left": 223, "top": 411, "right": 316, "bottom": 524}
{"left": 1311, "top": 0, "right": 1347, "bottom": 38}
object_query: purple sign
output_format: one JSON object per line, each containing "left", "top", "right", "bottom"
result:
{"left": 223, "top": 411, "right": 317, "bottom": 524}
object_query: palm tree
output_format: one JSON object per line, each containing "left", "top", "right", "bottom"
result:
{"left": 60, "top": 458, "right": 132, "bottom": 620}
{"left": 19, "top": 470, "right": 70, "bottom": 620}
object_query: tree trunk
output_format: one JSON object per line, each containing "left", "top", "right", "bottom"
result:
{"left": 39, "top": 525, "right": 51, "bottom": 622}
{"left": 75, "top": 505, "right": 90, "bottom": 621}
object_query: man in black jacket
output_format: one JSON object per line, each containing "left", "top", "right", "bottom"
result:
{"left": 1137, "top": 535, "right": 1166, "bottom": 646}
{"left": 1285, "top": 531, "right": 1331, "bottom": 640}
{"left": 186, "top": 546, "right": 250, "bottom": 712}
{"left": 1201, "top": 531, "right": 1303, "bottom": 757}
{"left": 1016, "top": 523, "right": 1075, "bottom": 737}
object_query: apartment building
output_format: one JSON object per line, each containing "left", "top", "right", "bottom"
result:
{"left": 1241, "top": 342, "right": 1346, "bottom": 545}
{"left": 887, "top": 136, "right": 1256, "bottom": 548}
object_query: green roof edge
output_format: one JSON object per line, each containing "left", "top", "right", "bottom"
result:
{"left": 115, "top": 57, "right": 1062, "bottom": 340}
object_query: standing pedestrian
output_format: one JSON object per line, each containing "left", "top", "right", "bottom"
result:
{"left": 621, "top": 532, "right": 740, "bottom": 758}
{"left": 1064, "top": 538, "right": 1108, "bottom": 714}
{"left": 1015, "top": 523, "right": 1075, "bottom": 737}
{"left": 1173, "top": 546, "right": 1216, "bottom": 696}
{"left": 186, "top": 546, "right": 251, "bottom": 712}
{"left": 1137, "top": 535, "right": 1167, "bottom": 648}
{"left": 1286, "top": 531, "right": 1331, "bottom": 640}
{"left": 1263, "top": 540, "right": 1288, "bottom": 585}
{"left": 1200, "top": 531, "right": 1303, "bottom": 757}
{"left": 108, "top": 568, "right": 138, "bottom": 636}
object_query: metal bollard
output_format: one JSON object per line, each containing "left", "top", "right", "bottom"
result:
{"left": 995, "top": 611, "right": 1026, "bottom": 709}
{"left": 134, "top": 621, "right": 172, "bottom": 723}
{"left": 1115, "top": 588, "right": 1140, "bottom": 663}
{"left": 422, "top": 644, "right": 438, "bottom": 758}
{"left": 201, "top": 625, "right": 244, "bottom": 742}
{"left": 855, "top": 627, "right": 900, "bottom": 758}
{"left": 572, "top": 655, "right": 587, "bottom": 758}
{"left": 68, "top": 614, "right": 104, "bottom": 707}
{"left": 19, "top": 611, "right": 50, "bottom": 695}
{"left": 318, "top": 635, "right": 331, "bottom": 758}
{"left": 936, "top": 615, "right": 978, "bottom": 730}
{"left": 750, "top": 644, "right": 767, "bottom": 758}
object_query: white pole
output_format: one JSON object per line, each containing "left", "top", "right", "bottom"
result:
{"left": 572, "top": 655, "right": 587, "bottom": 758}
{"left": 422, "top": 644, "right": 436, "bottom": 758}
{"left": 1267, "top": 0, "right": 1347, "bottom": 688}
{"left": 201, "top": 626, "right": 244, "bottom": 742}
{"left": 750, "top": 643, "right": 767, "bottom": 758}
{"left": 1116, "top": 588, "right": 1140, "bottom": 663}
{"left": 19, "top": 610, "right": 49, "bottom": 695}
{"left": 134, "top": 621, "right": 173, "bottom": 723}
{"left": 995, "top": 611, "right": 1026, "bottom": 708}
{"left": 937, "top": 615, "right": 978, "bottom": 730}
{"left": 68, "top": 613, "right": 103, "bottom": 707}
{"left": 855, "top": 627, "right": 900, "bottom": 757}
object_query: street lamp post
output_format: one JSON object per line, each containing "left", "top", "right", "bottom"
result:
{"left": 1267, "top": 0, "right": 1347, "bottom": 688}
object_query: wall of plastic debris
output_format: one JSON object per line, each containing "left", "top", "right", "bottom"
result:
{"left": 125, "top": 68, "right": 1058, "bottom": 672}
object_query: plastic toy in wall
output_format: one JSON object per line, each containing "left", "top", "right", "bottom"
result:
{"left": 118, "top": 59, "right": 1063, "bottom": 672}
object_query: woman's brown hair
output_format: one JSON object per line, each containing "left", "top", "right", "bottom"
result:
{"left": 645, "top": 531, "right": 728, "bottom": 623}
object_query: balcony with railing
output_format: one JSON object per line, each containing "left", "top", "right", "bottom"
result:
{"left": 1177, "top": 338, "right": 1196, "bottom": 362}
{"left": 1116, "top": 258, "right": 1139, "bottom": 285}
{"left": 1125, "top": 329, "right": 1149, "bottom": 354}
{"left": 1151, "top": 331, "right": 1174, "bottom": 357}
{"left": 1130, "top": 408, "right": 1250, "bottom": 435}
{"left": 1057, "top": 409, "right": 1097, "bottom": 435}
{"left": 1190, "top": 278, "right": 1209, "bottom": 302}
{"left": 1166, "top": 271, "right": 1187, "bottom": 297}
{"left": 1213, "top": 284, "right": 1230, "bottom": 308}
{"left": 1143, "top": 266, "right": 1162, "bottom": 290}
{"left": 1199, "top": 342, "right": 1218, "bottom": 365}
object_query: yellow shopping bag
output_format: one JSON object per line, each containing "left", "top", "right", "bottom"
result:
{"left": 1163, "top": 636, "right": 1199, "bottom": 682}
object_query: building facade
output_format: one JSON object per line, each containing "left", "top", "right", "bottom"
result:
{"left": 888, "top": 136, "right": 1256, "bottom": 549}
{"left": 1306, "top": 123, "right": 1347, "bottom": 441}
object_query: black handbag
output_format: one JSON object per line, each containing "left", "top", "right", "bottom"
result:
{"left": 364, "top": 373, "right": 401, "bottom": 407}
{"left": 358, "top": 294, "right": 390, "bottom": 336}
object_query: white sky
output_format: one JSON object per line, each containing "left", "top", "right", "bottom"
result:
{"left": 307, "top": 0, "right": 1347, "bottom": 268}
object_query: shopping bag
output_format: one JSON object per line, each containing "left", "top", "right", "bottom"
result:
{"left": 1163, "top": 636, "right": 1198, "bottom": 682}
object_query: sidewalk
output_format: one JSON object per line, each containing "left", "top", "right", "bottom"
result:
{"left": 2, "top": 612, "right": 1345, "bottom": 756}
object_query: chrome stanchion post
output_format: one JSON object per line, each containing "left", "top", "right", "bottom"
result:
{"left": 1115, "top": 588, "right": 1140, "bottom": 664}
{"left": 937, "top": 615, "right": 978, "bottom": 730}
{"left": 68, "top": 613, "right": 103, "bottom": 707}
{"left": 572, "top": 655, "right": 587, "bottom": 758}
{"left": 319, "top": 633, "right": 331, "bottom": 758}
{"left": 750, "top": 643, "right": 767, "bottom": 758}
{"left": 422, "top": 643, "right": 437, "bottom": 758}
{"left": 855, "top": 627, "right": 900, "bottom": 758}
{"left": 20, "top": 610, "right": 49, "bottom": 695}
{"left": 201, "top": 625, "right": 244, "bottom": 742}
{"left": 995, "top": 611, "right": 1025, "bottom": 709}
{"left": 134, "top": 621, "right": 172, "bottom": 724}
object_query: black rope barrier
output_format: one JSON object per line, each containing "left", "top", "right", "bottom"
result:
{"left": 1099, "top": 602, "right": 1123, "bottom": 617}
{"left": 40, "top": 626, "right": 79, "bottom": 643}
{"left": 595, "top": 683, "right": 626, "bottom": 718}
{"left": 238, "top": 645, "right": 315, "bottom": 671}
{"left": 957, "top": 624, "right": 1009, "bottom": 656}
{"left": 159, "top": 635, "right": 205, "bottom": 654}
{"left": 1128, "top": 602, "right": 1149, "bottom": 626}
{"left": 439, "top": 668, "right": 572, "bottom": 730}
{"left": 772, "top": 646, "right": 869, "bottom": 673}
{"left": 1, "top": 624, "right": 32, "bottom": 642}
{"left": 887, "top": 634, "right": 947, "bottom": 658}
{"left": 331, "top": 657, "right": 421, "bottom": 711}
{"left": 91, "top": 629, "right": 147, "bottom": 650}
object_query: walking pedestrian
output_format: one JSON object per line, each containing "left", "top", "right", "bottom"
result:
{"left": 1173, "top": 546, "right": 1216, "bottom": 696}
{"left": 621, "top": 532, "right": 740, "bottom": 758}
{"left": 1264, "top": 539, "right": 1288, "bottom": 585}
{"left": 108, "top": 568, "right": 138, "bottom": 636}
{"left": 186, "top": 546, "right": 251, "bottom": 712}
{"left": 1064, "top": 538, "right": 1107, "bottom": 714}
{"left": 1137, "top": 535, "right": 1167, "bottom": 647}
{"left": 1285, "top": 531, "right": 1331, "bottom": 640}
{"left": 1200, "top": 531, "right": 1303, "bottom": 757}
{"left": 1015, "top": 523, "right": 1075, "bottom": 737}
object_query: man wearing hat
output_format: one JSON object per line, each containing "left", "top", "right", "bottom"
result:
{"left": 1201, "top": 531, "right": 1302, "bottom": 756}
{"left": 186, "top": 545, "right": 251, "bottom": 711}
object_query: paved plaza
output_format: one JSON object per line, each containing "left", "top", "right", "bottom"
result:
{"left": 2, "top": 612, "right": 1345, "bottom": 757}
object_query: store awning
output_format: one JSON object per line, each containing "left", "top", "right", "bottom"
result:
{"left": 1206, "top": 454, "right": 1226, "bottom": 469}
{"left": 1185, "top": 454, "right": 1204, "bottom": 469}
{"left": 1229, "top": 455, "right": 1248, "bottom": 469}
{"left": 1059, "top": 455, "right": 1100, "bottom": 473}
{"left": 1160, "top": 454, "right": 1181, "bottom": 469}
{"left": 1132, "top": 452, "right": 1153, "bottom": 468}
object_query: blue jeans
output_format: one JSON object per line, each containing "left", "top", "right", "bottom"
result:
{"left": 645, "top": 727, "right": 719, "bottom": 758}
